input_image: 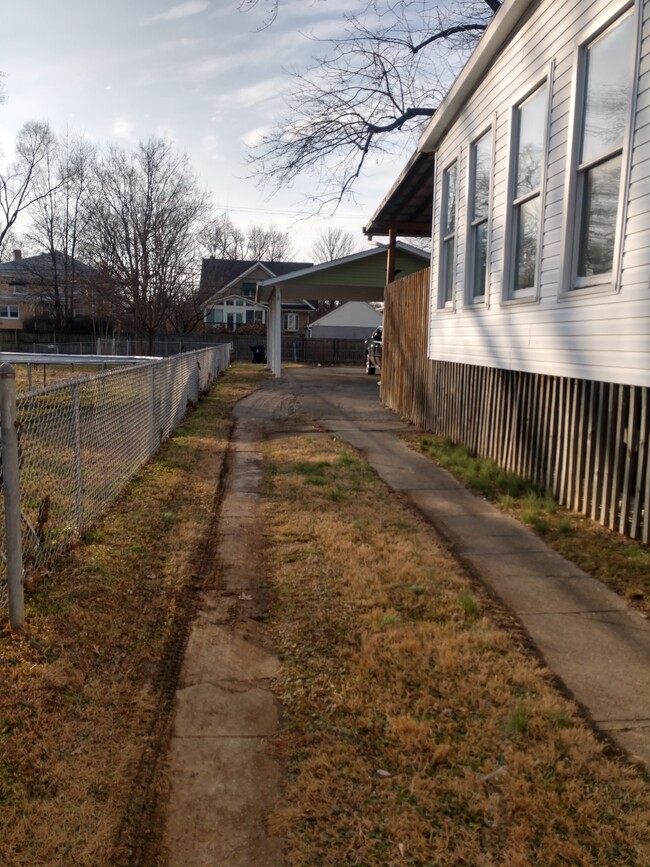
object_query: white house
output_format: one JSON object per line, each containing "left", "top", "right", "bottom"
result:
{"left": 364, "top": 0, "right": 650, "bottom": 541}
{"left": 307, "top": 302, "right": 383, "bottom": 340}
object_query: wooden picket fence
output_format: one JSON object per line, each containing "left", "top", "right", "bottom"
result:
{"left": 382, "top": 268, "right": 650, "bottom": 543}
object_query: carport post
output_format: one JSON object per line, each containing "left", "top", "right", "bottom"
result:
{"left": 266, "top": 294, "right": 275, "bottom": 373}
{"left": 269, "top": 288, "right": 282, "bottom": 377}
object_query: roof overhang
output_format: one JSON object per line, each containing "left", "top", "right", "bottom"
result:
{"left": 363, "top": 151, "right": 435, "bottom": 239}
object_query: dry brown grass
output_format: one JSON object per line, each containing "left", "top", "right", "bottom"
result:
{"left": 263, "top": 433, "right": 650, "bottom": 866}
{"left": 11, "top": 363, "right": 128, "bottom": 393}
{"left": 0, "top": 362, "right": 268, "bottom": 866}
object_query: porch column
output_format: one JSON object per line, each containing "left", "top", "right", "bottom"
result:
{"left": 386, "top": 227, "right": 397, "bottom": 284}
{"left": 268, "top": 288, "right": 282, "bottom": 377}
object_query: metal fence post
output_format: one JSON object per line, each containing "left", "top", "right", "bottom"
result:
{"left": 0, "top": 363, "right": 24, "bottom": 630}
{"left": 71, "top": 384, "right": 84, "bottom": 531}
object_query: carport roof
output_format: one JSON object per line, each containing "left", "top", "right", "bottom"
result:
{"left": 257, "top": 242, "right": 429, "bottom": 303}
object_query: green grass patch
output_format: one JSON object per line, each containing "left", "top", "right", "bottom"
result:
{"left": 412, "top": 433, "right": 650, "bottom": 618}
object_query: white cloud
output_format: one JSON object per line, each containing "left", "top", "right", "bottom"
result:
{"left": 217, "top": 76, "right": 289, "bottom": 109}
{"left": 200, "top": 134, "right": 224, "bottom": 161}
{"left": 150, "top": 1, "right": 209, "bottom": 22}
{"left": 241, "top": 126, "right": 269, "bottom": 148}
{"left": 112, "top": 118, "right": 136, "bottom": 140}
{"left": 184, "top": 55, "right": 241, "bottom": 80}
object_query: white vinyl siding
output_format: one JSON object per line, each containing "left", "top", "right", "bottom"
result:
{"left": 429, "top": 0, "right": 650, "bottom": 388}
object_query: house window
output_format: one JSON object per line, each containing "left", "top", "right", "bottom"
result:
{"left": 242, "top": 281, "right": 256, "bottom": 299}
{"left": 439, "top": 161, "right": 457, "bottom": 306}
{"left": 0, "top": 305, "right": 20, "bottom": 320}
{"left": 573, "top": 10, "right": 635, "bottom": 285}
{"left": 204, "top": 307, "right": 224, "bottom": 324}
{"left": 510, "top": 84, "right": 548, "bottom": 296}
{"left": 468, "top": 130, "right": 492, "bottom": 302}
{"left": 283, "top": 313, "right": 299, "bottom": 331}
{"left": 10, "top": 283, "right": 25, "bottom": 296}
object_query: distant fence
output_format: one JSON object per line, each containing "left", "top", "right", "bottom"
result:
{"left": 382, "top": 268, "right": 650, "bottom": 543}
{"left": 0, "top": 345, "right": 231, "bottom": 622}
{"left": 0, "top": 331, "right": 367, "bottom": 366}
{"left": 204, "top": 335, "right": 366, "bottom": 365}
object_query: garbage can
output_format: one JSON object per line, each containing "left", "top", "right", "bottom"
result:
{"left": 250, "top": 344, "right": 267, "bottom": 364}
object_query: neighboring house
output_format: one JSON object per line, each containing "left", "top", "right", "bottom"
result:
{"left": 199, "top": 259, "right": 315, "bottom": 334}
{"left": 307, "top": 301, "right": 383, "bottom": 340}
{"left": 0, "top": 249, "right": 100, "bottom": 331}
{"left": 364, "top": 0, "right": 650, "bottom": 540}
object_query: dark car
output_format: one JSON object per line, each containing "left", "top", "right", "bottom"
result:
{"left": 364, "top": 326, "right": 382, "bottom": 375}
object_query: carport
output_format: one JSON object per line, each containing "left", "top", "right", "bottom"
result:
{"left": 257, "top": 242, "right": 430, "bottom": 376}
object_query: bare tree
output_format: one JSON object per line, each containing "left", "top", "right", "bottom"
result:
{"left": 0, "top": 227, "right": 26, "bottom": 262}
{"left": 87, "top": 138, "right": 210, "bottom": 353}
{"left": 199, "top": 212, "right": 247, "bottom": 259}
{"left": 246, "top": 0, "right": 500, "bottom": 207}
{"left": 244, "top": 222, "right": 295, "bottom": 261}
{"left": 26, "top": 131, "right": 97, "bottom": 330}
{"left": 0, "top": 121, "right": 58, "bottom": 252}
{"left": 199, "top": 215, "right": 295, "bottom": 262}
{"left": 310, "top": 226, "right": 360, "bottom": 263}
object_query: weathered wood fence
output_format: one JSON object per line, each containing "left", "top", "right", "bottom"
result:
{"left": 382, "top": 268, "right": 650, "bottom": 543}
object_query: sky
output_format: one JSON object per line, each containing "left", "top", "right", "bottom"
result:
{"left": 0, "top": 0, "right": 405, "bottom": 261}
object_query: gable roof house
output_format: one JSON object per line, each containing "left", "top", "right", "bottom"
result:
{"left": 307, "top": 301, "right": 383, "bottom": 340}
{"left": 0, "top": 249, "right": 101, "bottom": 332}
{"left": 365, "top": 0, "right": 650, "bottom": 542}
{"left": 199, "top": 259, "right": 315, "bottom": 334}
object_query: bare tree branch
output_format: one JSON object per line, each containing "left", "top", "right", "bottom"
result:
{"left": 244, "top": 0, "right": 500, "bottom": 208}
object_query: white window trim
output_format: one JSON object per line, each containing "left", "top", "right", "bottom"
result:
{"left": 283, "top": 313, "right": 299, "bottom": 332}
{"left": 559, "top": 1, "right": 640, "bottom": 300}
{"left": 464, "top": 121, "right": 495, "bottom": 308}
{"left": 502, "top": 67, "right": 553, "bottom": 306}
{"left": 438, "top": 156, "right": 460, "bottom": 311}
{"left": 0, "top": 304, "right": 20, "bottom": 320}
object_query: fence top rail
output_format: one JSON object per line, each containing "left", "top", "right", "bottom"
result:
{"left": 11, "top": 346, "right": 231, "bottom": 400}
{"left": 0, "top": 352, "right": 163, "bottom": 366}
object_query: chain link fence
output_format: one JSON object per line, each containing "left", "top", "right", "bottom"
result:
{"left": 0, "top": 345, "right": 231, "bottom": 613}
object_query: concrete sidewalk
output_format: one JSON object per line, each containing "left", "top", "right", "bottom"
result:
{"left": 282, "top": 366, "right": 650, "bottom": 769}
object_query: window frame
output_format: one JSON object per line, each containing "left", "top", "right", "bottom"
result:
{"left": 0, "top": 304, "right": 20, "bottom": 320}
{"left": 503, "top": 73, "right": 552, "bottom": 304}
{"left": 242, "top": 281, "right": 257, "bottom": 299}
{"left": 282, "top": 312, "right": 299, "bottom": 332}
{"left": 438, "top": 157, "right": 459, "bottom": 310}
{"left": 464, "top": 124, "right": 495, "bottom": 307}
{"left": 559, "top": 2, "right": 639, "bottom": 298}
